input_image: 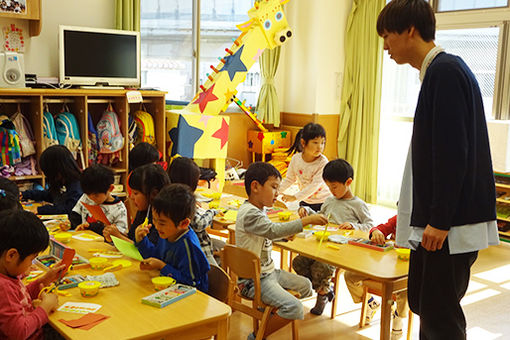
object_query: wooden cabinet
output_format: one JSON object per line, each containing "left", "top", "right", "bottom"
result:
{"left": 0, "top": 88, "right": 166, "bottom": 193}
{"left": 0, "top": 0, "right": 42, "bottom": 36}
{"left": 495, "top": 172, "right": 510, "bottom": 242}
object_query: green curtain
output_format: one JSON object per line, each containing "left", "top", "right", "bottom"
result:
{"left": 338, "top": 0, "right": 385, "bottom": 203}
{"left": 115, "top": 0, "right": 140, "bottom": 31}
{"left": 255, "top": 46, "right": 281, "bottom": 127}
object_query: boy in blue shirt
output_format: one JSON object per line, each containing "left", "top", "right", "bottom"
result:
{"left": 135, "top": 183, "right": 210, "bottom": 292}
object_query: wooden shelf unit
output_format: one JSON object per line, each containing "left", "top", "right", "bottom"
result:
{"left": 495, "top": 172, "right": 510, "bottom": 240}
{"left": 0, "top": 88, "right": 166, "bottom": 191}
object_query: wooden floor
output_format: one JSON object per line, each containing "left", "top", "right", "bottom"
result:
{"left": 226, "top": 242, "right": 510, "bottom": 340}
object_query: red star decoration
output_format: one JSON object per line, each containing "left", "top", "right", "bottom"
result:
{"left": 192, "top": 84, "right": 219, "bottom": 113}
{"left": 257, "top": 132, "right": 264, "bottom": 141}
{"left": 212, "top": 118, "right": 229, "bottom": 149}
{"left": 299, "top": 170, "right": 303, "bottom": 175}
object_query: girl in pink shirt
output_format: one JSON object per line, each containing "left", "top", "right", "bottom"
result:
{"left": 279, "top": 123, "right": 330, "bottom": 211}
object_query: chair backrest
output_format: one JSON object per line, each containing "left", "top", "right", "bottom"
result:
{"left": 207, "top": 264, "right": 230, "bottom": 303}
{"left": 222, "top": 244, "right": 264, "bottom": 308}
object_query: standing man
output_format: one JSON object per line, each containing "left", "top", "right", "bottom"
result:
{"left": 377, "top": 1, "right": 499, "bottom": 339}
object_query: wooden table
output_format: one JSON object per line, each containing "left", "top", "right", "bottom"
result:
{"left": 274, "top": 230, "right": 409, "bottom": 340}
{"left": 48, "top": 232, "right": 231, "bottom": 340}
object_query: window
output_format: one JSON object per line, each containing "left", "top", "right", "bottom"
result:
{"left": 141, "top": 0, "right": 260, "bottom": 107}
{"left": 377, "top": 2, "right": 510, "bottom": 206}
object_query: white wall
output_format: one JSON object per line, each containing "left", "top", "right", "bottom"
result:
{"left": 0, "top": 0, "right": 115, "bottom": 79}
{"left": 277, "top": 0, "right": 352, "bottom": 115}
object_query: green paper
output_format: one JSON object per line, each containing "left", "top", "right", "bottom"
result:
{"left": 111, "top": 236, "right": 143, "bottom": 261}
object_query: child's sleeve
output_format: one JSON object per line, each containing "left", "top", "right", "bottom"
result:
{"left": 110, "top": 202, "right": 129, "bottom": 234}
{"left": 369, "top": 215, "right": 397, "bottom": 238}
{"left": 243, "top": 208, "right": 303, "bottom": 240}
{"left": 191, "top": 208, "right": 217, "bottom": 233}
{"left": 36, "top": 182, "right": 82, "bottom": 215}
{"left": 21, "top": 189, "right": 52, "bottom": 203}
{"left": 0, "top": 285, "right": 48, "bottom": 340}
{"left": 135, "top": 236, "right": 157, "bottom": 258}
{"left": 351, "top": 201, "right": 375, "bottom": 232}
{"left": 292, "top": 157, "right": 329, "bottom": 202}
{"left": 279, "top": 156, "right": 297, "bottom": 193}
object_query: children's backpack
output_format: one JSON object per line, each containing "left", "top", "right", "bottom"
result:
{"left": 0, "top": 118, "right": 21, "bottom": 167}
{"left": 11, "top": 111, "right": 36, "bottom": 157}
{"left": 133, "top": 110, "right": 156, "bottom": 146}
{"left": 87, "top": 112, "right": 99, "bottom": 165}
{"left": 96, "top": 105, "right": 124, "bottom": 165}
{"left": 128, "top": 113, "right": 137, "bottom": 150}
{"left": 43, "top": 111, "right": 59, "bottom": 149}
{"left": 55, "top": 110, "right": 81, "bottom": 153}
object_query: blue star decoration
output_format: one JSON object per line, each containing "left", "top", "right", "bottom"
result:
{"left": 248, "top": 140, "right": 253, "bottom": 149}
{"left": 220, "top": 45, "right": 248, "bottom": 81}
{"left": 168, "top": 115, "right": 204, "bottom": 158}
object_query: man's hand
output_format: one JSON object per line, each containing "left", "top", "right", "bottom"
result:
{"left": 135, "top": 223, "right": 152, "bottom": 243}
{"left": 421, "top": 224, "right": 448, "bottom": 251}
{"left": 139, "top": 257, "right": 165, "bottom": 271}
{"left": 338, "top": 222, "right": 353, "bottom": 230}
{"left": 297, "top": 207, "right": 308, "bottom": 218}
{"left": 370, "top": 229, "right": 386, "bottom": 245}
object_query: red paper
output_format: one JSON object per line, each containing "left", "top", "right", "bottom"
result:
{"left": 59, "top": 313, "right": 110, "bottom": 330}
{"left": 81, "top": 202, "right": 111, "bottom": 225}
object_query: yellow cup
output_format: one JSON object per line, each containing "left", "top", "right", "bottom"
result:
{"left": 78, "top": 281, "right": 101, "bottom": 297}
{"left": 314, "top": 231, "right": 331, "bottom": 241}
{"left": 54, "top": 232, "right": 72, "bottom": 244}
{"left": 277, "top": 211, "right": 292, "bottom": 221}
{"left": 208, "top": 200, "right": 220, "bottom": 209}
{"left": 395, "top": 248, "right": 411, "bottom": 261}
{"left": 89, "top": 257, "right": 108, "bottom": 270}
{"left": 152, "top": 276, "right": 176, "bottom": 291}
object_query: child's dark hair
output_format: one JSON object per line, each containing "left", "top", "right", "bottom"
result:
{"left": 323, "top": 159, "right": 354, "bottom": 183}
{"left": 0, "top": 189, "right": 22, "bottom": 211}
{"left": 39, "top": 145, "right": 81, "bottom": 193}
{"left": 244, "top": 162, "right": 282, "bottom": 196}
{"left": 377, "top": 0, "right": 435, "bottom": 42}
{"left": 287, "top": 123, "right": 326, "bottom": 155}
{"left": 128, "top": 163, "right": 170, "bottom": 203}
{"left": 168, "top": 157, "right": 200, "bottom": 192}
{"left": 0, "top": 177, "right": 19, "bottom": 197}
{"left": 129, "top": 142, "right": 160, "bottom": 172}
{"left": 152, "top": 183, "right": 196, "bottom": 226}
{"left": 0, "top": 210, "right": 49, "bottom": 260}
{"left": 81, "top": 164, "right": 114, "bottom": 195}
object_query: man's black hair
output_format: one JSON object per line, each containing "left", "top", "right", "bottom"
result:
{"left": 244, "top": 162, "right": 282, "bottom": 196}
{"left": 0, "top": 210, "right": 49, "bottom": 261}
{"left": 377, "top": 0, "right": 436, "bottom": 42}
{"left": 80, "top": 164, "right": 114, "bottom": 195}
{"left": 152, "top": 183, "right": 196, "bottom": 226}
{"left": 323, "top": 159, "right": 354, "bottom": 184}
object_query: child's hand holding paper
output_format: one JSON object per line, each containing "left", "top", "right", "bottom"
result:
{"left": 140, "top": 257, "right": 165, "bottom": 271}
{"left": 39, "top": 262, "right": 66, "bottom": 286}
{"left": 75, "top": 222, "right": 90, "bottom": 231}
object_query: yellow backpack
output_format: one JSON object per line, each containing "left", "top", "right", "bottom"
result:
{"left": 133, "top": 110, "right": 156, "bottom": 146}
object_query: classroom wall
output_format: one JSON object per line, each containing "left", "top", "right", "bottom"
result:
{"left": 0, "top": 0, "right": 115, "bottom": 79}
{"left": 278, "top": 0, "right": 352, "bottom": 116}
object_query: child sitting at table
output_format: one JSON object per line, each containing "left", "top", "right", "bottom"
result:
{"left": 236, "top": 162, "right": 328, "bottom": 340}
{"left": 168, "top": 156, "right": 221, "bottom": 266}
{"left": 0, "top": 210, "right": 65, "bottom": 339}
{"left": 0, "top": 177, "right": 22, "bottom": 211}
{"left": 345, "top": 215, "right": 409, "bottom": 337}
{"left": 135, "top": 183, "right": 210, "bottom": 292}
{"left": 21, "top": 145, "right": 82, "bottom": 217}
{"left": 293, "top": 158, "right": 374, "bottom": 315}
{"left": 70, "top": 164, "right": 128, "bottom": 242}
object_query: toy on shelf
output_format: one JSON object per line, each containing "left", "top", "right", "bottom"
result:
{"left": 248, "top": 131, "right": 291, "bottom": 163}
{"left": 167, "top": 0, "right": 293, "bottom": 189}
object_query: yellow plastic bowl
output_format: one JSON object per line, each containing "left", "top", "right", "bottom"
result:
{"left": 208, "top": 201, "right": 220, "bottom": 209}
{"left": 278, "top": 211, "right": 292, "bottom": 221}
{"left": 54, "top": 232, "right": 72, "bottom": 244}
{"left": 395, "top": 248, "right": 411, "bottom": 261}
{"left": 78, "top": 281, "right": 101, "bottom": 297}
{"left": 152, "top": 276, "right": 176, "bottom": 291}
{"left": 89, "top": 257, "right": 108, "bottom": 270}
{"left": 314, "top": 231, "right": 331, "bottom": 241}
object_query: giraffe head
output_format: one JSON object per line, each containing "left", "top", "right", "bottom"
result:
{"left": 239, "top": 0, "right": 293, "bottom": 49}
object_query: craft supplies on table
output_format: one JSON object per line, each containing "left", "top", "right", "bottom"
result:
{"left": 347, "top": 238, "right": 394, "bottom": 252}
{"left": 78, "top": 281, "right": 101, "bottom": 297}
{"left": 89, "top": 257, "right": 108, "bottom": 270}
{"left": 152, "top": 276, "right": 176, "bottom": 291}
{"left": 57, "top": 302, "right": 102, "bottom": 314}
{"left": 111, "top": 235, "right": 144, "bottom": 261}
{"left": 141, "top": 284, "right": 196, "bottom": 308}
{"left": 85, "top": 273, "right": 119, "bottom": 288}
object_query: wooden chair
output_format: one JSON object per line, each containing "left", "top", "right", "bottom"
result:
{"left": 207, "top": 264, "right": 230, "bottom": 303}
{"left": 222, "top": 244, "right": 299, "bottom": 340}
{"left": 359, "top": 279, "right": 413, "bottom": 340}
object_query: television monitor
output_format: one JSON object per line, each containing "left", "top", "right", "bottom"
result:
{"left": 59, "top": 25, "right": 140, "bottom": 87}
